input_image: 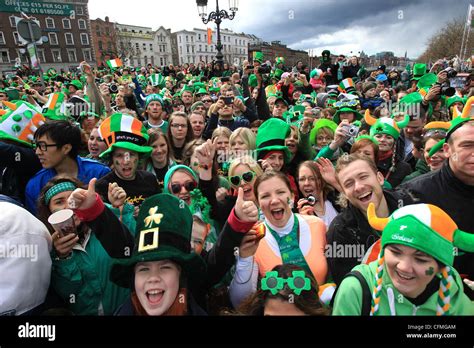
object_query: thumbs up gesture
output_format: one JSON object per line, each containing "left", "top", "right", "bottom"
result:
{"left": 234, "top": 187, "right": 258, "bottom": 223}
{"left": 68, "top": 178, "right": 98, "bottom": 211}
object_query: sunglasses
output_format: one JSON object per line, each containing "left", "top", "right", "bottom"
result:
{"left": 261, "top": 270, "right": 311, "bottom": 296}
{"left": 229, "top": 171, "right": 255, "bottom": 187}
{"left": 170, "top": 181, "right": 197, "bottom": 194}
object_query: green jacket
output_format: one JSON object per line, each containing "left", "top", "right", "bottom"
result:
{"left": 402, "top": 158, "right": 430, "bottom": 183}
{"left": 51, "top": 203, "right": 136, "bottom": 315}
{"left": 333, "top": 261, "right": 474, "bottom": 316}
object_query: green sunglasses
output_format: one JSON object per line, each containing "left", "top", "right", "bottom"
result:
{"left": 228, "top": 171, "right": 255, "bottom": 187}
{"left": 261, "top": 270, "right": 311, "bottom": 295}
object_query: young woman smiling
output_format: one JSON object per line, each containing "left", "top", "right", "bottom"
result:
{"left": 228, "top": 171, "right": 328, "bottom": 308}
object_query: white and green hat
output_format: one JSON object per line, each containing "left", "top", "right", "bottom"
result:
{"left": 148, "top": 73, "right": 166, "bottom": 88}
{"left": 364, "top": 109, "right": 409, "bottom": 140}
{"left": 0, "top": 101, "right": 45, "bottom": 147}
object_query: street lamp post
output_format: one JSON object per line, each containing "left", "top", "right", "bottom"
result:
{"left": 196, "top": 0, "right": 238, "bottom": 70}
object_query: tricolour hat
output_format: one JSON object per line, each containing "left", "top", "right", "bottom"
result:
{"left": 338, "top": 78, "right": 356, "bottom": 94}
{"left": 256, "top": 118, "right": 291, "bottom": 163}
{"left": 367, "top": 202, "right": 474, "bottom": 316}
{"left": 364, "top": 109, "right": 409, "bottom": 140}
{"left": 110, "top": 194, "right": 207, "bottom": 288}
{"left": 41, "top": 92, "right": 69, "bottom": 120}
{"left": 0, "top": 101, "right": 45, "bottom": 147}
{"left": 98, "top": 113, "right": 152, "bottom": 159}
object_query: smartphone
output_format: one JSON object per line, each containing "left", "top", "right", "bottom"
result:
{"left": 222, "top": 96, "right": 234, "bottom": 105}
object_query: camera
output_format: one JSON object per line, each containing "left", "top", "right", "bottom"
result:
{"left": 108, "top": 83, "right": 118, "bottom": 94}
{"left": 435, "top": 82, "right": 455, "bottom": 97}
{"left": 246, "top": 65, "right": 254, "bottom": 70}
{"left": 258, "top": 64, "right": 271, "bottom": 74}
{"left": 443, "top": 67, "right": 457, "bottom": 79}
{"left": 342, "top": 124, "right": 360, "bottom": 137}
{"left": 222, "top": 96, "right": 234, "bottom": 105}
{"left": 25, "top": 89, "right": 35, "bottom": 95}
{"left": 306, "top": 195, "right": 317, "bottom": 206}
{"left": 293, "top": 73, "right": 299, "bottom": 78}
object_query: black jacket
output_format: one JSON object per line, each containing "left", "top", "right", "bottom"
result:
{"left": 327, "top": 189, "right": 415, "bottom": 286}
{"left": 377, "top": 156, "right": 412, "bottom": 188}
{"left": 0, "top": 142, "right": 42, "bottom": 204}
{"left": 401, "top": 162, "right": 474, "bottom": 299}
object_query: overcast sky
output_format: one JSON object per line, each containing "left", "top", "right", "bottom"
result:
{"left": 89, "top": 0, "right": 472, "bottom": 58}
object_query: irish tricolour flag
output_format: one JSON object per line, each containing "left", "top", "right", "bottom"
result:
{"left": 106, "top": 58, "right": 123, "bottom": 69}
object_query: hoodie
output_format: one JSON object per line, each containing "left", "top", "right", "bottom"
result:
{"left": 333, "top": 260, "right": 474, "bottom": 315}
{"left": 0, "top": 202, "right": 52, "bottom": 315}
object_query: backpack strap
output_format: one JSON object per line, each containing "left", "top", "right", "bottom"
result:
{"left": 330, "top": 271, "right": 372, "bottom": 316}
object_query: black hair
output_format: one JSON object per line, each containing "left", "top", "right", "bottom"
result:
{"left": 34, "top": 120, "right": 82, "bottom": 159}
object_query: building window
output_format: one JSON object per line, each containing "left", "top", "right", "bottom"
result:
{"left": 143, "top": 43, "right": 146, "bottom": 51}
{"left": 65, "top": 33, "right": 74, "bottom": 45}
{"left": 186, "top": 45, "right": 189, "bottom": 53}
{"left": 179, "top": 47, "right": 182, "bottom": 54}
{"left": 78, "top": 19, "right": 87, "bottom": 30}
{"left": 144, "top": 55, "right": 148, "bottom": 65}
{"left": 186, "top": 35, "right": 188, "bottom": 42}
{"left": 0, "top": 32, "right": 5, "bottom": 45}
{"left": 13, "top": 32, "right": 20, "bottom": 45}
{"left": 105, "top": 27, "right": 110, "bottom": 35}
{"left": 48, "top": 33, "right": 58, "bottom": 45}
{"left": 83, "top": 49, "right": 92, "bottom": 62}
{"left": 9, "top": 16, "right": 16, "bottom": 28}
{"left": 150, "top": 44, "right": 153, "bottom": 51}
{"left": 37, "top": 49, "right": 46, "bottom": 63}
{"left": 76, "top": 6, "right": 84, "bottom": 15}
{"left": 107, "top": 42, "right": 112, "bottom": 50}
{"left": 67, "top": 49, "right": 77, "bottom": 62}
{"left": 135, "top": 43, "right": 139, "bottom": 50}
{"left": 80, "top": 33, "right": 89, "bottom": 45}
{"left": 98, "top": 41, "right": 103, "bottom": 50}
{"left": 46, "top": 18, "right": 55, "bottom": 29}
{"left": 199, "top": 45, "right": 201, "bottom": 52}
{"left": 204, "top": 34, "right": 207, "bottom": 42}
{"left": 137, "top": 58, "right": 141, "bottom": 66}
{"left": 62, "top": 19, "right": 71, "bottom": 29}
{"left": 52, "top": 49, "right": 61, "bottom": 62}
{"left": 179, "top": 36, "right": 181, "bottom": 43}
{"left": 198, "top": 34, "right": 201, "bottom": 41}
{"left": 0, "top": 49, "right": 10, "bottom": 63}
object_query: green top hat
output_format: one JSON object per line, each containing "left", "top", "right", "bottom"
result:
{"left": 181, "top": 85, "right": 194, "bottom": 94}
{"left": 412, "top": 63, "right": 427, "bottom": 81}
{"left": 256, "top": 118, "right": 291, "bottom": 163}
{"left": 47, "top": 68, "right": 58, "bottom": 78}
{"left": 248, "top": 74, "right": 258, "bottom": 88}
{"left": 446, "top": 96, "right": 466, "bottom": 110}
{"left": 110, "top": 193, "right": 207, "bottom": 288}
{"left": 272, "top": 69, "right": 284, "bottom": 80}
{"left": 195, "top": 87, "right": 208, "bottom": 96}
{"left": 98, "top": 113, "right": 152, "bottom": 159}
{"left": 332, "top": 99, "right": 363, "bottom": 124}
{"left": 310, "top": 118, "right": 337, "bottom": 146}
{"left": 253, "top": 51, "right": 264, "bottom": 64}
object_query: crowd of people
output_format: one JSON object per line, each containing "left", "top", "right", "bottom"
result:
{"left": 1, "top": 49, "right": 473, "bottom": 317}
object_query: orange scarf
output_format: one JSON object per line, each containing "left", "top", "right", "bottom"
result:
{"left": 131, "top": 289, "right": 188, "bottom": 316}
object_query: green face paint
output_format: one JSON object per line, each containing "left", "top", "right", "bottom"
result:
{"left": 425, "top": 267, "right": 435, "bottom": 276}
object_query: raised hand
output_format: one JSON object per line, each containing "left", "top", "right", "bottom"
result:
{"left": 234, "top": 187, "right": 258, "bottom": 222}
{"left": 67, "top": 178, "right": 97, "bottom": 211}
{"left": 108, "top": 182, "right": 127, "bottom": 208}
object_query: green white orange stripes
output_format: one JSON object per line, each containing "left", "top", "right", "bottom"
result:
{"left": 106, "top": 58, "right": 123, "bottom": 69}
{"left": 436, "top": 266, "right": 453, "bottom": 316}
{"left": 370, "top": 252, "right": 385, "bottom": 316}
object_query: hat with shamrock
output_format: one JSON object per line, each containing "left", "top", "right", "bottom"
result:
{"left": 365, "top": 109, "right": 409, "bottom": 140}
{"left": 367, "top": 202, "right": 474, "bottom": 316}
{"left": 110, "top": 193, "right": 207, "bottom": 289}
